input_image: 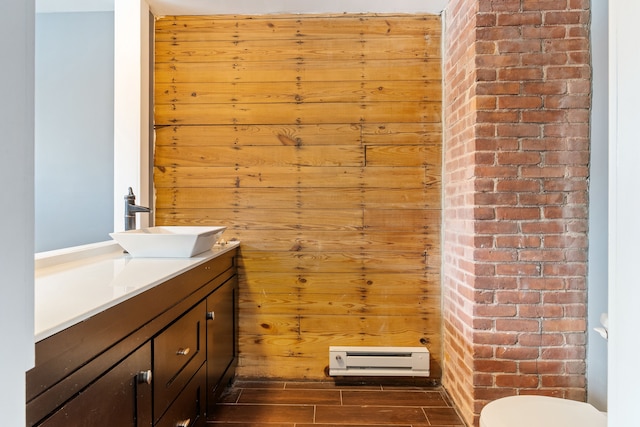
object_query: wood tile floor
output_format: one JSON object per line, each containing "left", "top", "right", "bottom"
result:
{"left": 207, "top": 380, "right": 466, "bottom": 426}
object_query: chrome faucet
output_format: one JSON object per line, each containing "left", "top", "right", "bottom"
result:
{"left": 124, "top": 187, "right": 151, "bottom": 231}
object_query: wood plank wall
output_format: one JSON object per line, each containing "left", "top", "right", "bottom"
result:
{"left": 154, "top": 14, "right": 443, "bottom": 380}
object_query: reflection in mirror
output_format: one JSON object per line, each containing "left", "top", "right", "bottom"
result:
{"left": 35, "top": 9, "right": 114, "bottom": 252}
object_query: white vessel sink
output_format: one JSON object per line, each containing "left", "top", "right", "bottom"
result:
{"left": 110, "top": 226, "right": 226, "bottom": 258}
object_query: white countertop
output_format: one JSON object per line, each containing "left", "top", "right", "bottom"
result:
{"left": 34, "top": 240, "right": 239, "bottom": 342}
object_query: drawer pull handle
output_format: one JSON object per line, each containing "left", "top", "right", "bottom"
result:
{"left": 207, "top": 311, "right": 215, "bottom": 320}
{"left": 175, "top": 419, "right": 191, "bottom": 427}
{"left": 176, "top": 347, "right": 190, "bottom": 356}
{"left": 137, "top": 370, "right": 152, "bottom": 385}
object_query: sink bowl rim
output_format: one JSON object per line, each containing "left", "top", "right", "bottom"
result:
{"left": 109, "top": 226, "right": 227, "bottom": 257}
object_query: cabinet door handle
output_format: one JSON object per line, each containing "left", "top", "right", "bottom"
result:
{"left": 137, "top": 369, "right": 152, "bottom": 384}
{"left": 176, "top": 418, "right": 191, "bottom": 427}
{"left": 176, "top": 347, "right": 190, "bottom": 356}
{"left": 207, "top": 311, "right": 215, "bottom": 320}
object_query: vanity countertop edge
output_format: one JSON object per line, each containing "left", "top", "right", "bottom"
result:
{"left": 34, "top": 240, "right": 240, "bottom": 342}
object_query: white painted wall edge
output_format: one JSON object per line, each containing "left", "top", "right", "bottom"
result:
{"left": 114, "top": 0, "right": 151, "bottom": 232}
{"left": 608, "top": 0, "right": 640, "bottom": 423}
{"left": 587, "top": 0, "right": 608, "bottom": 411}
{"left": 0, "top": 0, "right": 35, "bottom": 424}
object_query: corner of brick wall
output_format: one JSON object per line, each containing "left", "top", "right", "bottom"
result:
{"left": 443, "top": 0, "right": 591, "bottom": 425}
{"left": 442, "top": 0, "right": 480, "bottom": 425}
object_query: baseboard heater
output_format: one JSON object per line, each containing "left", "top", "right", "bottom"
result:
{"left": 329, "top": 346, "right": 430, "bottom": 377}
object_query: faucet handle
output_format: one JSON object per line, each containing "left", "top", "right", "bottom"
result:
{"left": 125, "top": 187, "right": 136, "bottom": 204}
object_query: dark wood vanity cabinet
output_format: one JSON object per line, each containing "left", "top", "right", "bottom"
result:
{"left": 27, "top": 248, "right": 238, "bottom": 427}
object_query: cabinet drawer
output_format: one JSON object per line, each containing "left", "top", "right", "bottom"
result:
{"left": 154, "top": 300, "right": 206, "bottom": 422}
{"left": 156, "top": 364, "right": 206, "bottom": 427}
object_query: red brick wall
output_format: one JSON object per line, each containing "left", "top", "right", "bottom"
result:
{"left": 443, "top": 1, "right": 591, "bottom": 425}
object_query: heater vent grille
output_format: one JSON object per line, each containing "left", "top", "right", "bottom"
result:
{"left": 329, "top": 346, "right": 429, "bottom": 377}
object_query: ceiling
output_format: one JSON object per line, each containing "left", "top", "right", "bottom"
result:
{"left": 36, "top": 0, "right": 448, "bottom": 15}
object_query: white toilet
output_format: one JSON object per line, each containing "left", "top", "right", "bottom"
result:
{"left": 480, "top": 395, "right": 607, "bottom": 427}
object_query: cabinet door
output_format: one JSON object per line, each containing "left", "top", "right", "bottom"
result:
{"left": 206, "top": 277, "right": 237, "bottom": 400}
{"left": 37, "top": 343, "right": 152, "bottom": 427}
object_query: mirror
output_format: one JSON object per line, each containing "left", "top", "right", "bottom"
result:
{"left": 34, "top": 4, "right": 114, "bottom": 252}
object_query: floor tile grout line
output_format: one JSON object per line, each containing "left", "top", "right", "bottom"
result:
{"left": 421, "top": 406, "right": 430, "bottom": 424}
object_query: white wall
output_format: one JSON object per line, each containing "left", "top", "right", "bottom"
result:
{"left": 0, "top": 0, "right": 35, "bottom": 424}
{"left": 35, "top": 11, "right": 114, "bottom": 252}
{"left": 587, "top": 0, "right": 608, "bottom": 411}
{"left": 608, "top": 0, "right": 640, "bottom": 423}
